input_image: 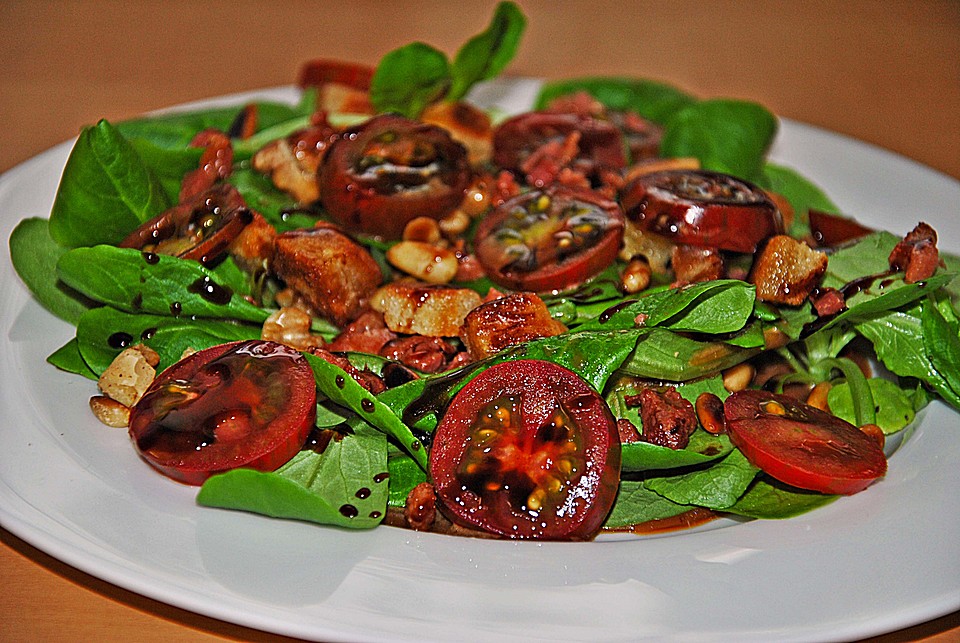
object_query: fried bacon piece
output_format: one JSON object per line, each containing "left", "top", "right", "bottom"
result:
{"left": 272, "top": 225, "right": 383, "bottom": 327}
{"left": 889, "top": 222, "right": 940, "bottom": 283}
{"left": 180, "top": 129, "right": 233, "bottom": 201}
{"left": 458, "top": 292, "right": 567, "bottom": 360}
{"left": 327, "top": 311, "right": 397, "bottom": 355}
{"left": 626, "top": 387, "right": 698, "bottom": 450}
{"left": 750, "top": 235, "right": 828, "bottom": 306}
{"left": 380, "top": 336, "right": 459, "bottom": 374}
{"left": 252, "top": 114, "right": 339, "bottom": 203}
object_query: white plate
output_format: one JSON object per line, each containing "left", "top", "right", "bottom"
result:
{"left": 1, "top": 81, "right": 959, "bottom": 642}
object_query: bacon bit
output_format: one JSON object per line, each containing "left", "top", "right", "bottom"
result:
{"left": 889, "top": 222, "right": 940, "bottom": 283}
{"left": 380, "top": 335, "right": 458, "bottom": 374}
{"left": 491, "top": 170, "right": 522, "bottom": 207}
{"left": 327, "top": 311, "right": 397, "bottom": 355}
{"left": 520, "top": 131, "right": 582, "bottom": 188}
{"left": 626, "top": 387, "right": 698, "bottom": 450}
{"left": 180, "top": 129, "right": 233, "bottom": 201}
{"left": 616, "top": 418, "right": 642, "bottom": 443}
{"left": 634, "top": 312, "right": 649, "bottom": 326}
{"left": 545, "top": 91, "right": 606, "bottom": 118}
{"left": 811, "top": 287, "right": 847, "bottom": 317}
{"left": 404, "top": 482, "right": 437, "bottom": 531}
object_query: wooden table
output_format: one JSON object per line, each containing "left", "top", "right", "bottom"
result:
{"left": 2, "top": 2, "right": 958, "bottom": 640}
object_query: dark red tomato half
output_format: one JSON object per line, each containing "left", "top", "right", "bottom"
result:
{"left": 492, "top": 111, "right": 627, "bottom": 182}
{"left": 808, "top": 209, "right": 874, "bottom": 248}
{"left": 621, "top": 170, "right": 783, "bottom": 253}
{"left": 430, "top": 359, "right": 621, "bottom": 540}
{"left": 473, "top": 186, "right": 624, "bottom": 293}
{"left": 318, "top": 114, "right": 471, "bottom": 239}
{"left": 128, "top": 340, "right": 317, "bottom": 485}
{"left": 724, "top": 390, "right": 887, "bottom": 495}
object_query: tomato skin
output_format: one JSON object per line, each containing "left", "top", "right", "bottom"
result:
{"left": 724, "top": 390, "right": 887, "bottom": 495}
{"left": 128, "top": 340, "right": 317, "bottom": 485}
{"left": 318, "top": 114, "right": 472, "bottom": 239}
{"left": 473, "top": 186, "right": 624, "bottom": 293}
{"left": 621, "top": 170, "right": 783, "bottom": 253}
{"left": 808, "top": 209, "right": 874, "bottom": 247}
{"left": 429, "top": 360, "right": 621, "bottom": 540}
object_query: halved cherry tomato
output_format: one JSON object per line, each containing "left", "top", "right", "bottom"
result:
{"left": 128, "top": 340, "right": 317, "bottom": 485}
{"left": 318, "top": 114, "right": 472, "bottom": 239}
{"left": 118, "top": 184, "right": 253, "bottom": 266}
{"left": 493, "top": 111, "right": 626, "bottom": 182}
{"left": 621, "top": 170, "right": 783, "bottom": 253}
{"left": 473, "top": 186, "right": 624, "bottom": 293}
{"left": 724, "top": 390, "right": 887, "bottom": 495}
{"left": 429, "top": 359, "right": 621, "bottom": 540}
{"left": 809, "top": 209, "right": 874, "bottom": 247}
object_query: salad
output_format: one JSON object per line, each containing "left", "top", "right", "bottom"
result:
{"left": 8, "top": 2, "right": 960, "bottom": 541}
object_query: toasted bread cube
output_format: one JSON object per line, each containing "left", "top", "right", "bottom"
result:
{"left": 459, "top": 292, "right": 568, "bottom": 360}
{"left": 371, "top": 281, "right": 482, "bottom": 337}
{"left": 750, "top": 235, "right": 827, "bottom": 306}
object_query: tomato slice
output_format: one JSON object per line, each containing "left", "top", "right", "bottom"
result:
{"left": 128, "top": 340, "right": 317, "bottom": 485}
{"left": 621, "top": 170, "right": 783, "bottom": 253}
{"left": 429, "top": 360, "right": 621, "bottom": 540}
{"left": 318, "top": 114, "right": 472, "bottom": 239}
{"left": 118, "top": 184, "right": 252, "bottom": 266}
{"left": 724, "top": 390, "right": 887, "bottom": 495}
{"left": 473, "top": 186, "right": 624, "bottom": 293}
{"left": 808, "top": 209, "right": 874, "bottom": 247}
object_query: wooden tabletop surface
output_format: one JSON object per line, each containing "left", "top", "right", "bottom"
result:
{"left": 1, "top": 1, "right": 958, "bottom": 640}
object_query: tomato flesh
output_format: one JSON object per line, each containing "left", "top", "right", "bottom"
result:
{"left": 473, "top": 186, "right": 624, "bottom": 293}
{"left": 128, "top": 340, "right": 317, "bottom": 485}
{"left": 318, "top": 114, "right": 471, "bottom": 239}
{"left": 430, "top": 360, "right": 621, "bottom": 540}
{"left": 621, "top": 170, "right": 782, "bottom": 253}
{"left": 724, "top": 390, "right": 887, "bottom": 495}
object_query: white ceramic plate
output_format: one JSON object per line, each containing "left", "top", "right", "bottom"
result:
{"left": 1, "top": 81, "right": 959, "bottom": 642}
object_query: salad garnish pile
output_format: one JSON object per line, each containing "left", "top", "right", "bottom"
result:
{"left": 10, "top": 2, "right": 960, "bottom": 540}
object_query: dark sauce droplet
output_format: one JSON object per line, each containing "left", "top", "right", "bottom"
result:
{"left": 142, "top": 251, "right": 160, "bottom": 265}
{"left": 141, "top": 327, "right": 157, "bottom": 341}
{"left": 108, "top": 332, "right": 133, "bottom": 350}
{"left": 188, "top": 276, "right": 233, "bottom": 305}
{"left": 410, "top": 440, "right": 421, "bottom": 451}
{"left": 335, "top": 375, "right": 345, "bottom": 389}
{"left": 355, "top": 487, "right": 371, "bottom": 499}
{"left": 132, "top": 292, "right": 143, "bottom": 310}
{"left": 597, "top": 298, "right": 638, "bottom": 324}
{"left": 373, "top": 472, "right": 389, "bottom": 483}
{"left": 360, "top": 398, "right": 375, "bottom": 413}
{"left": 170, "top": 301, "right": 182, "bottom": 317}
{"left": 369, "top": 511, "right": 382, "bottom": 519}
{"left": 339, "top": 504, "right": 359, "bottom": 518}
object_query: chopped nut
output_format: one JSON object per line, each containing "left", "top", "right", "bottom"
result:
{"left": 386, "top": 241, "right": 459, "bottom": 284}
{"left": 403, "top": 216, "right": 442, "bottom": 243}
{"left": 261, "top": 306, "right": 325, "bottom": 351}
{"left": 722, "top": 363, "right": 755, "bottom": 393}
{"left": 98, "top": 346, "right": 157, "bottom": 408}
{"left": 806, "top": 381, "right": 832, "bottom": 411}
{"left": 621, "top": 256, "right": 652, "bottom": 294}
{"left": 89, "top": 396, "right": 131, "bottom": 428}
